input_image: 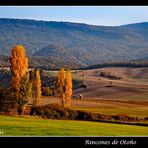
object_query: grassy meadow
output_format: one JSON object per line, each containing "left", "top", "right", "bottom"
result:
{"left": 0, "top": 115, "right": 148, "bottom": 136}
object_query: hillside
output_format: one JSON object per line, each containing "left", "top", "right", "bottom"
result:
{"left": 72, "top": 67, "right": 148, "bottom": 100}
{"left": 0, "top": 54, "right": 84, "bottom": 69}
{"left": 0, "top": 18, "right": 148, "bottom": 68}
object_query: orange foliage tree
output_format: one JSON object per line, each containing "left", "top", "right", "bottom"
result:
{"left": 56, "top": 68, "right": 72, "bottom": 108}
{"left": 56, "top": 67, "right": 66, "bottom": 106}
{"left": 10, "top": 45, "right": 28, "bottom": 99}
{"left": 33, "top": 68, "right": 42, "bottom": 106}
{"left": 30, "top": 69, "right": 36, "bottom": 99}
{"left": 10, "top": 45, "right": 29, "bottom": 114}
{"left": 65, "top": 70, "right": 72, "bottom": 108}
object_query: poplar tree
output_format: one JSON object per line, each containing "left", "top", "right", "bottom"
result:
{"left": 10, "top": 45, "right": 29, "bottom": 114}
{"left": 30, "top": 69, "right": 36, "bottom": 101}
{"left": 10, "top": 45, "right": 28, "bottom": 99}
{"left": 56, "top": 67, "right": 66, "bottom": 106}
{"left": 19, "top": 72, "right": 32, "bottom": 115}
{"left": 32, "top": 69, "right": 42, "bottom": 106}
{"left": 56, "top": 68, "right": 72, "bottom": 108}
{"left": 65, "top": 70, "right": 72, "bottom": 108}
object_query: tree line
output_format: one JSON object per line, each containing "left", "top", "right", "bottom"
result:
{"left": 0, "top": 45, "right": 72, "bottom": 115}
{"left": 80, "top": 62, "right": 148, "bottom": 70}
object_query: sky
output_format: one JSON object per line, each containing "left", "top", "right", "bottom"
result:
{"left": 0, "top": 6, "right": 148, "bottom": 26}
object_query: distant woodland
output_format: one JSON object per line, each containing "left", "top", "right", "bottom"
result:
{"left": 0, "top": 18, "right": 148, "bottom": 69}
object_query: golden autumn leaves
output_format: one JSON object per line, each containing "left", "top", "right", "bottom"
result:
{"left": 10, "top": 45, "right": 72, "bottom": 114}
{"left": 10, "top": 45, "right": 28, "bottom": 99}
{"left": 65, "top": 70, "right": 72, "bottom": 108}
{"left": 57, "top": 68, "right": 72, "bottom": 108}
{"left": 33, "top": 69, "right": 42, "bottom": 106}
{"left": 10, "top": 45, "right": 42, "bottom": 114}
{"left": 10, "top": 45, "right": 29, "bottom": 114}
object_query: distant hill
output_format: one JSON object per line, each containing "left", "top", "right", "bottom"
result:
{"left": 0, "top": 55, "right": 83, "bottom": 69}
{"left": 121, "top": 22, "right": 148, "bottom": 29}
{"left": 0, "top": 18, "right": 148, "bottom": 68}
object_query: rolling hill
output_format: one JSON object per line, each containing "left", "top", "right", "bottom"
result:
{"left": 0, "top": 18, "right": 148, "bottom": 68}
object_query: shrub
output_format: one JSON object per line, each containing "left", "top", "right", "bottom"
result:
{"left": 30, "top": 104, "right": 94, "bottom": 121}
{"left": 111, "top": 114, "right": 129, "bottom": 121}
{"left": 76, "top": 110, "right": 93, "bottom": 121}
{"left": 30, "top": 104, "right": 67, "bottom": 119}
{"left": 110, "top": 114, "right": 140, "bottom": 122}
{"left": 30, "top": 106, "right": 44, "bottom": 116}
{"left": 135, "top": 117, "right": 139, "bottom": 121}
{"left": 105, "top": 115, "right": 113, "bottom": 121}
{"left": 0, "top": 87, "right": 16, "bottom": 113}
{"left": 66, "top": 109, "right": 78, "bottom": 120}
{"left": 43, "top": 105, "right": 68, "bottom": 119}
{"left": 111, "top": 115, "right": 121, "bottom": 121}
{"left": 91, "top": 113, "right": 105, "bottom": 120}
{"left": 23, "top": 107, "right": 31, "bottom": 115}
{"left": 41, "top": 87, "right": 52, "bottom": 96}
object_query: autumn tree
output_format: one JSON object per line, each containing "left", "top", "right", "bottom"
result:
{"left": 32, "top": 68, "right": 42, "bottom": 106}
{"left": 10, "top": 45, "right": 29, "bottom": 114}
{"left": 42, "top": 87, "right": 52, "bottom": 96}
{"left": 28, "top": 68, "right": 42, "bottom": 107}
{"left": 30, "top": 69, "right": 36, "bottom": 100}
{"left": 56, "top": 67, "right": 66, "bottom": 106}
{"left": 10, "top": 45, "right": 28, "bottom": 99}
{"left": 18, "top": 72, "right": 32, "bottom": 115}
{"left": 56, "top": 68, "right": 72, "bottom": 108}
{"left": 64, "top": 70, "right": 72, "bottom": 108}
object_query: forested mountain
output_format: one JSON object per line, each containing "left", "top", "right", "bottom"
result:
{"left": 0, "top": 18, "right": 148, "bottom": 68}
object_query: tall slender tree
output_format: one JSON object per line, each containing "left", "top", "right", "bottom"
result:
{"left": 56, "top": 68, "right": 72, "bottom": 108}
{"left": 65, "top": 70, "right": 72, "bottom": 108}
{"left": 19, "top": 72, "right": 32, "bottom": 114}
{"left": 10, "top": 45, "right": 29, "bottom": 114}
{"left": 30, "top": 69, "right": 36, "bottom": 101}
{"left": 56, "top": 67, "right": 66, "bottom": 106}
{"left": 10, "top": 45, "right": 28, "bottom": 99}
{"left": 32, "top": 69, "right": 42, "bottom": 106}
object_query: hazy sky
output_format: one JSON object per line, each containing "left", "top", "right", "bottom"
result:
{"left": 0, "top": 6, "right": 148, "bottom": 26}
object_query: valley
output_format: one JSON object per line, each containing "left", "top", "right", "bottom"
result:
{"left": 0, "top": 18, "right": 148, "bottom": 137}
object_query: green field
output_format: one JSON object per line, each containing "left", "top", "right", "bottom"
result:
{"left": 0, "top": 115, "right": 148, "bottom": 136}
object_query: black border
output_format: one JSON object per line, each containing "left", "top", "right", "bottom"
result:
{"left": 0, "top": 137, "right": 148, "bottom": 147}
{"left": 0, "top": 0, "right": 148, "bottom": 6}
{"left": 0, "top": 1, "right": 148, "bottom": 147}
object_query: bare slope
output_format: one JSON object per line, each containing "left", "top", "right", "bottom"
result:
{"left": 73, "top": 67, "right": 148, "bottom": 100}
